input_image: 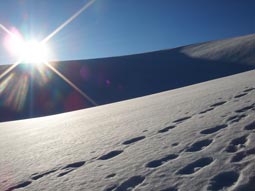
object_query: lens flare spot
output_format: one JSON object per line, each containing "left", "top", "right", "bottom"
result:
{"left": 0, "top": 72, "right": 29, "bottom": 111}
{"left": 0, "top": 73, "right": 13, "bottom": 95}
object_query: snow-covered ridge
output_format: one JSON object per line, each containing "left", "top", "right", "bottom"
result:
{"left": 1, "top": 70, "right": 255, "bottom": 190}
{"left": 181, "top": 33, "right": 255, "bottom": 65}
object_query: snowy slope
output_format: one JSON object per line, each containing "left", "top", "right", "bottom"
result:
{"left": 181, "top": 33, "right": 255, "bottom": 65}
{"left": 1, "top": 70, "right": 255, "bottom": 191}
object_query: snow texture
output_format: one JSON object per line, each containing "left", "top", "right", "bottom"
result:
{"left": 1, "top": 70, "right": 255, "bottom": 191}
{"left": 181, "top": 33, "right": 255, "bottom": 65}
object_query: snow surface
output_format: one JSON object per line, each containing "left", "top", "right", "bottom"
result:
{"left": 181, "top": 33, "right": 255, "bottom": 65}
{"left": 1, "top": 70, "right": 255, "bottom": 191}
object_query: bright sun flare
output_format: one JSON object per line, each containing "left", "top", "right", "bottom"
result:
{"left": 0, "top": 0, "right": 98, "bottom": 107}
{"left": 6, "top": 34, "right": 50, "bottom": 65}
{"left": 19, "top": 40, "right": 49, "bottom": 64}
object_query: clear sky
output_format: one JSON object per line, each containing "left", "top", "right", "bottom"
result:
{"left": 0, "top": 0, "right": 254, "bottom": 64}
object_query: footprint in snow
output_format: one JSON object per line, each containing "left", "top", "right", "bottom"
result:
{"left": 225, "top": 135, "right": 248, "bottom": 153}
{"left": 146, "top": 154, "right": 178, "bottom": 168}
{"left": 243, "top": 88, "right": 255, "bottom": 93}
{"left": 199, "top": 108, "right": 214, "bottom": 114}
{"left": 226, "top": 114, "right": 247, "bottom": 125}
{"left": 122, "top": 136, "right": 145, "bottom": 145}
{"left": 235, "top": 104, "right": 255, "bottom": 113}
{"left": 105, "top": 173, "right": 116, "bottom": 179}
{"left": 230, "top": 147, "right": 255, "bottom": 163}
{"left": 172, "top": 142, "right": 179, "bottom": 147}
{"left": 158, "top": 125, "right": 176, "bottom": 133}
{"left": 207, "top": 171, "right": 239, "bottom": 191}
{"left": 57, "top": 161, "right": 86, "bottom": 177}
{"left": 186, "top": 139, "right": 213, "bottom": 152}
{"left": 244, "top": 121, "right": 255, "bottom": 131}
{"left": 6, "top": 181, "right": 32, "bottom": 191}
{"left": 31, "top": 168, "right": 58, "bottom": 180}
{"left": 234, "top": 93, "right": 247, "bottom": 98}
{"left": 200, "top": 124, "right": 228, "bottom": 135}
{"left": 210, "top": 101, "right": 226, "bottom": 108}
{"left": 98, "top": 150, "right": 123, "bottom": 160}
{"left": 176, "top": 157, "right": 213, "bottom": 175}
{"left": 114, "top": 175, "right": 145, "bottom": 191}
{"left": 173, "top": 116, "right": 191, "bottom": 124}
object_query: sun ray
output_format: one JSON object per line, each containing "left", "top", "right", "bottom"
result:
{"left": 0, "top": 59, "right": 22, "bottom": 81}
{"left": 6, "top": 73, "right": 29, "bottom": 111}
{"left": 0, "top": 25, "right": 23, "bottom": 81}
{"left": 0, "top": 72, "right": 13, "bottom": 94}
{"left": 42, "top": 0, "right": 96, "bottom": 44}
{"left": 0, "top": 24, "right": 17, "bottom": 37}
{"left": 44, "top": 62, "right": 97, "bottom": 106}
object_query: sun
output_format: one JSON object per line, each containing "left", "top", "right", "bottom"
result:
{"left": 5, "top": 34, "right": 50, "bottom": 65}
{"left": 18, "top": 40, "right": 49, "bottom": 64}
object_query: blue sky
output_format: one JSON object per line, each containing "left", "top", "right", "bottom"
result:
{"left": 0, "top": 0, "right": 254, "bottom": 64}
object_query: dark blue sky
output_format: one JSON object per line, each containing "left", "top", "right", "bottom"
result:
{"left": 0, "top": 0, "right": 254, "bottom": 64}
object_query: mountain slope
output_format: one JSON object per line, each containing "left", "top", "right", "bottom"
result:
{"left": 182, "top": 33, "right": 255, "bottom": 65}
{"left": 0, "top": 33, "right": 254, "bottom": 121}
{"left": 1, "top": 70, "right": 255, "bottom": 191}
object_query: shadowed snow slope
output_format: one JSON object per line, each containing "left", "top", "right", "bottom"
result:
{"left": 1, "top": 70, "right": 255, "bottom": 191}
{"left": 0, "top": 33, "right": 255, "bottom": 121}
